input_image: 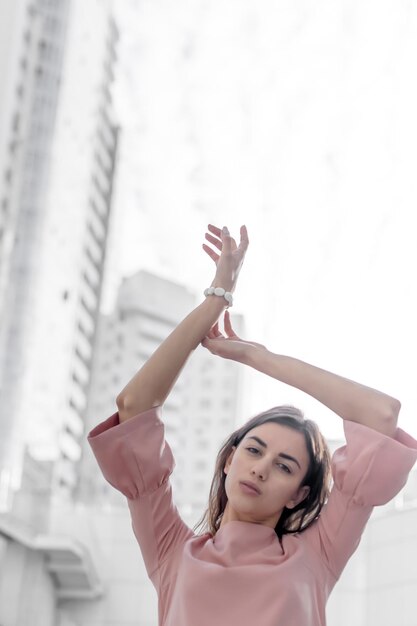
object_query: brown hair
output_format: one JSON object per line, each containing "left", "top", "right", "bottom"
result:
{"left": 193, "top": 405, "right": 332, "bottom": 541}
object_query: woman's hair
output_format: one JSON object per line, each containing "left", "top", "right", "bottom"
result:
{"left": 192, "top": 405, "right": 333, "bottom": 541}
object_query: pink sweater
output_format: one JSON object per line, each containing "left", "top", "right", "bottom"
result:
{"left": 88, "top": 406, "right": 417, "bottom": 626}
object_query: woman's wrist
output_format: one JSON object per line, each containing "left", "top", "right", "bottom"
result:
{"left": 244, "top": 343, "right": 270, "bottom": 368}
{"left": 210, "top": 279, "right": 235, "bottom": 292}
{"left": 202, "top": 292, "right": 229, "bottom": 312}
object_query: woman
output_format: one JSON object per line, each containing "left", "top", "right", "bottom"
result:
{"left": 88, "top": 224, "right": 417, "bottom": 626}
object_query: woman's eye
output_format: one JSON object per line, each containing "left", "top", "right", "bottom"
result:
{"left": 246, "top": 448, "right": 291, "bottom": 474}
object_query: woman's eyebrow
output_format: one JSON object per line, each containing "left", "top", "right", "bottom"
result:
{"left": 245, "top": 436, "right": 301, "bottom": 469}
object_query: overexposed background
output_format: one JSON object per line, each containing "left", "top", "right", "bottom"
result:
{"left": 105, "top": 0, "right": 416, "bottom": 441}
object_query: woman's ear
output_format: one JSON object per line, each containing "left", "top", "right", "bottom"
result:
{"left": 286, "top": 485, "right": 310, "bottom": 509}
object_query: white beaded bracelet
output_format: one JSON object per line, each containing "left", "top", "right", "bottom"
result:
{"left": 204, "top": 286, "right": 233, "bottom": 307}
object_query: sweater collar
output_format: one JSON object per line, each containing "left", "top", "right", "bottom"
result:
{"left": 212, "top": 520, "right": 280, "bottom": 561}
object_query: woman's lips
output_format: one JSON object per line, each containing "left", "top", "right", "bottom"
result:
{"left": 239, "top": 482, "right": 261, "bottom": 496}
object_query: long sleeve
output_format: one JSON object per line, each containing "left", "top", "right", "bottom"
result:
{"left": 303, "top": 420, "right": 417, "bottom": 583}
{"left": 87, "top": 406, "right": 194, "bottom": 590}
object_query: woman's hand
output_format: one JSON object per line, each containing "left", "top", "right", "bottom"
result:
{"left": 202, "top": 224, "right": 249, "bottom": 294}
{"left": 201, "top": 310, "right": 266, "bottom": 364}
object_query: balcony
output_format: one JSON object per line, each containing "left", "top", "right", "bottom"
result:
{"left": 0, "top": 486, "right": 103, "bottom": 601}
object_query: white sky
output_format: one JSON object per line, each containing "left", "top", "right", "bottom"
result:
{"left": 104, "top": 0, "right": 417, "bottom": 441}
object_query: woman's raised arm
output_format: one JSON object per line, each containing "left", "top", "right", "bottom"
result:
{"left": 201, "top": 311, "right": 400, "bottom": 437}
{"left": 116, "top": 224, "right": 249, "bottom": 422}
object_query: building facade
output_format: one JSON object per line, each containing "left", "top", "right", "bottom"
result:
{"left": 0, "top": 0, "right": 119, "bottom": 505}
{"left": 0, "top": 0, "right": 72, "bottom": 502}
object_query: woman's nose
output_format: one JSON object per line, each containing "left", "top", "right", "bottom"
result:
{"left": 252, "top": 463, "right": 267, "bottom": 479}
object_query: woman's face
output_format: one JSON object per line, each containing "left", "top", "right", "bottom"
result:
{"left": 221, "top": 422, "right": 311, "bottom": 529}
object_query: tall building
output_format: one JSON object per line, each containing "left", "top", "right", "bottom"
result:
{"left": 0, "top": 0, "right": 71, "bottom": 503}
{"left": 0, "top": 0, "right": 119, "bottom": 506}
{"left": 0, "top": 0, "right": 70, "bottom": 318}
{"left": 78, "top": 270, "right": 197, "bottom": 506}
{"left": 0, "top": 1, "right": 119, "bottom": 621}
{"left": 38, "top": 0, "right": 119, "bottom": 495}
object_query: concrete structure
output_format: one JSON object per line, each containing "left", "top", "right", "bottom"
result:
{"left": 0, "top": 0, "right": 119, "bottom": 506}
{"left": 0, "top": 492, "right": 104, "bottom": 626}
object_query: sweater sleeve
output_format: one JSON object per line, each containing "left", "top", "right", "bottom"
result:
{"left": 303, "top": 420, "right": 417, "bottom": 583}
{"left": 87, "top": 406, "right": 194, "bottom": 587}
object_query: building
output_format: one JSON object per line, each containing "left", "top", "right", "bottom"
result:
{"left": 0, "top": 0, "right": 119, "bottom": 505}
{"left": 0, "top": 1, "right": 121, "bottom": 623}
{"left": 0, "top": 0, "right": 72, "bottom": 502}
{"left": 0, "top": 0, "right": 70, "bottom": 319}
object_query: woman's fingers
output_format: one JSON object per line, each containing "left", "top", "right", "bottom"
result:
{"left": 206, "top": 322, "right": 223, "bottom": 340}
{"left": 212, "top": 322, "right": 223, "bottom": 337}
{"left": 207, "top": 315, "right": 239, "bottom": 341}
{"left": 205, "top": 223, "right": 247, "bottom": 267}
{"left": 209, "top": 322, "right": 219, "bottom": 337}
{"left": 239, "top": 225, "right": 249, "bottom": 250}
{"left": 207, "top": 224, "right": 222, "bottom": 236}
{"left": 202, "top": 243, "right": 219, "bottom": 263}
{"left": 224, "top": 310, "right": 239, "bottom": 338}
{"left": 208, "top": 224, "right": 247, "bottom": 254}
{"left": 205, "top": 232, "right": 222, "bottom": 251}
{"left": 208, "top": 224, "right": 234, "bottom": 247}
{"left": 206, "top": 228, "right": 236, "bottom": 253}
